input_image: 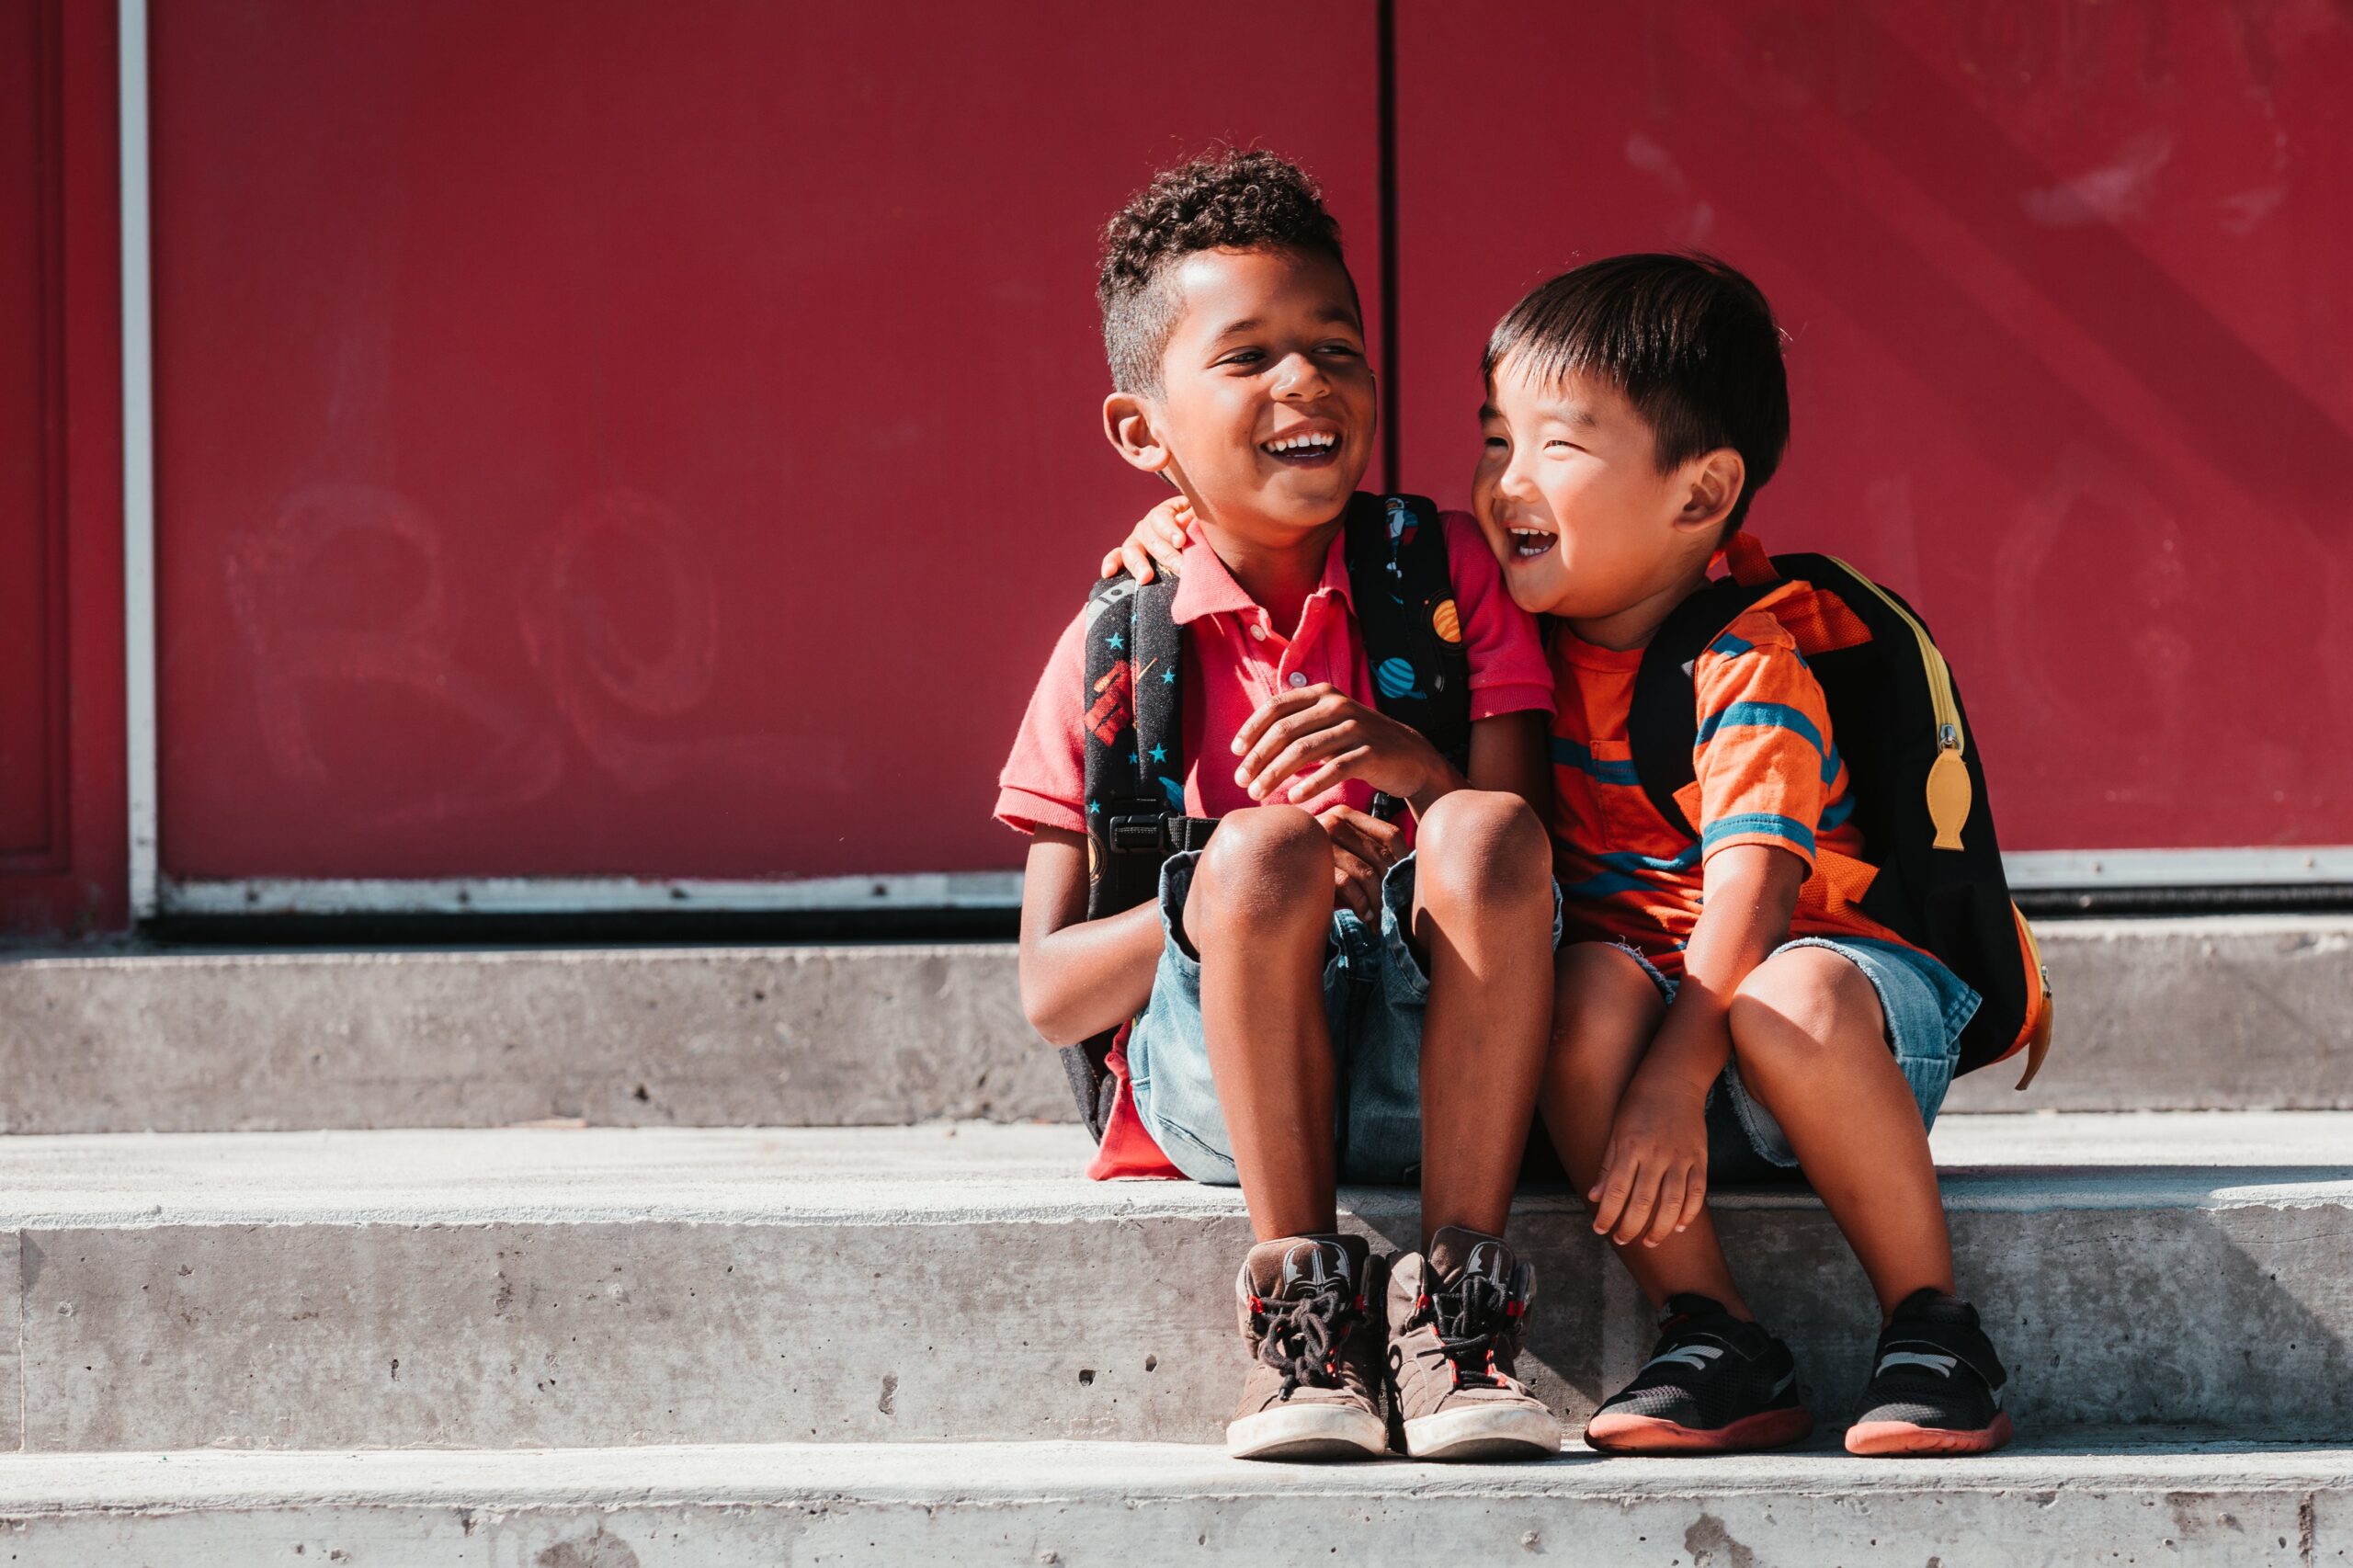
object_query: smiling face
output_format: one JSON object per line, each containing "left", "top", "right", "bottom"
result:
{"left": 1472, "top": 353, "right": 1737, "bottom": 644}
{"left": 1103, "top": 245, "right": 1375, "bottom": 548}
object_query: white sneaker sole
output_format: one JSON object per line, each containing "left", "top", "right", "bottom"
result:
{"left": 1226, "top": 1403, "right": 1389, "bottom": 1461}
{"left": 1402, "top": 1403, "right": 1564, "bottom": 1461}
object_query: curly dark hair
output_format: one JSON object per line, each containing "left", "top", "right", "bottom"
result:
{"left": 1097, "top": 149, "right": 1350, "bottom": 394}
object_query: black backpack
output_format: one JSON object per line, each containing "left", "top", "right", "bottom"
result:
{"left": 1626, "top": 540, "right": 2052, "bottom": 1085}
{"left": 1063, "top": 492, "right": 1472, "bottom": 1138}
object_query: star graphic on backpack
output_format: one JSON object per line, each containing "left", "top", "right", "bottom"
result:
{"left": 1149, "top": 744, "right": 1167, "bottom": 763}
{"left": 1107, "top": 632, "right": 1124, "bottom": 652}
{"left": 1162, "top": 667, "right": 1176, "bottom": 684}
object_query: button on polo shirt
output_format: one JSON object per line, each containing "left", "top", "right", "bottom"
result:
{"left": 1161, "top": 524, "right": 1371, "bottom": 819}
{"left": 995, "top": 509, "right": 1553, "bottom": 837}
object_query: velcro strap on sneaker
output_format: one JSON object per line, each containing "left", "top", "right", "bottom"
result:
{"left": 1875, "top": 1330, "right": 2006, "bottom": 1391}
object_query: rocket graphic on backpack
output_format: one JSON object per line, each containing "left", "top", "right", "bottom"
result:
{"left": 1626, "top": 533, "right": 2054, "bottom": 1085}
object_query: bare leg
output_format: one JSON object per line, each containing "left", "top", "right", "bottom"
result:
{"left": 1538, "top": 942, "right": 1754, "bottom": 1317}
{"left": 1407, "top": 790, "right": 1555, "bottom": 1246}
{"left": 1183, "top": 805, "right": 1340, "bottom": 1242}
{"left": 1727, "top": 947, "right": 1956, "bottom": 1319}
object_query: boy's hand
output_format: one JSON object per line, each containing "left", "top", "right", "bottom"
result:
{"left": 1315, "top": 803, "right": 1403, "bottom": 922}
{"left": 1233, "top": 685, "right": 1462, "bottom": 812}
{"left": 1589, "top": 1067, "right": 1711, "bottom": 1249}
{"left": 1097, "top": 497, "right": 1192, "bottom": 584}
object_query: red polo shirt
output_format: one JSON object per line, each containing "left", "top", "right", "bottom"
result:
{"left": 997, "top": 506, "right": 1551, "bottom": 1177}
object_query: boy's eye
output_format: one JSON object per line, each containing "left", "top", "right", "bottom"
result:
{"left": 1483, "top": 437, "right": 1508, "bottom": 449}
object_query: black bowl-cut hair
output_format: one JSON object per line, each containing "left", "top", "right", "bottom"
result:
{"left": 1097, "top": 148, "right": 1352, "bottom": 395}
{"left": 1484, "top": 254, "right": 1790, "bottom": 537}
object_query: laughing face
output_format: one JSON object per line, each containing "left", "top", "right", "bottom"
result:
{"left": 1472, "top": 353, "right": 1729, "bottom": 642}
{"left": 1107, "top": 245, "right": 1376, "bottom": 547}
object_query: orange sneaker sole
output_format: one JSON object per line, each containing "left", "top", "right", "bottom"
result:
{"left": 1844, "top": 1412, "right": 2015, "bottom": 1457}
{"left": 1585, "top": 1404, "right": 1815, "bottom": 1454}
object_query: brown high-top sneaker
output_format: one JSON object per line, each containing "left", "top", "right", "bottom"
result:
{"left": 1385, "top": 1226, "right": 1562, "bottom": 1460}
{"left": 1227, "top": 1233, "right": 1390, "bottom": 1460}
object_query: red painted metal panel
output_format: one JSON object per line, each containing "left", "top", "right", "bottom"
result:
{"left": 150, "top": 2, "right": 1381, "bottom": 881}
{"left": 0, "top": 0, "right": 64, "bottom": 868}
{"left": 0, "top": 0, "right": 124, "bottom": 936}
{"left": 1395, "top": 0, "right": 2353, "bottom": 852}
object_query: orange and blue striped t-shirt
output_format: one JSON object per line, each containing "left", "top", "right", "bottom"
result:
{"left": 1547, "top": 579, "right": 1915, "bottom": 976}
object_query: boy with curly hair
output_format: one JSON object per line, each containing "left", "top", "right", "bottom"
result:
{"left": 996, "top": 151, "right": 1565, "bottom": 1461}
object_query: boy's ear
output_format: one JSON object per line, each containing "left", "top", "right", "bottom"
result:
{"left": 1675, "top": 448, "right": 1747, "bottom": 537}
{"left": 1103, "top": 392, "right": 1173, "bottom": 475}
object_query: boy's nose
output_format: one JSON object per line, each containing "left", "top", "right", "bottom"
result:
{"left": 1494, "top": 450, "right": 1540, "bottom": 501}
{"left": 1269, "top": 350, "right": 1331, "bottom": 400}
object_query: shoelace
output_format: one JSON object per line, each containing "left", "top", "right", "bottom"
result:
{"left": 1416, "top": 1271, "right": 1511, "bottom": 1391}
{"left": 1254, "top": 1283, "right": 1355, "bottom": 1401}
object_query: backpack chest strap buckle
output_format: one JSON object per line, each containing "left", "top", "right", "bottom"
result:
{"left": 1108, "top": 813, "right": 1219, "bottom": 856}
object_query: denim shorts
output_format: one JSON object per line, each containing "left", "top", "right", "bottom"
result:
{"left": 1618, "top": 936, "right": 1981, "bottom": 1184}
{"left": 1126, "top": 848, "right": 1564, "bottom": 1187}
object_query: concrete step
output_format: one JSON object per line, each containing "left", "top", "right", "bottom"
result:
{"left": 2, "top": 916, "right": 2346, "bottom": 1135}
{"left": 0, "top": 1115, "right": 2344, "bottom": 1451}
{"left": 0, "top": 1435, "right": 2342, "bottom": 1565}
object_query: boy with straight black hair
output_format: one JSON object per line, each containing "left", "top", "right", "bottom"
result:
{"left": 1482, "top": 254, "right": 2026, "bottom": 1456}
{"left": 997, "top": 150, "right": 1566, "bottom": 1461}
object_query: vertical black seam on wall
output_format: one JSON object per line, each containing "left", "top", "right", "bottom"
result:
{"left": 1376, "top": 0, "right": 1401, "bottom": 492}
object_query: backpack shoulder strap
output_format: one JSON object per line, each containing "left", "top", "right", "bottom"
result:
{"left": 1342, "top": 494, "right": 1471, "bottom": 814}
{"left": 1627, "top": 575, "right": 1780, "bottom": 839}
{"left": 1067, "top": 570, "right": 1206, "bottom": 1142}
{"left": 1080, "top": 572, "right": 1202, "bottom": 920}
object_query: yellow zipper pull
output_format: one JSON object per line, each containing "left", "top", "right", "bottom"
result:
{"left": 1927, "top": 724, "right": 1971, "bottom": 850}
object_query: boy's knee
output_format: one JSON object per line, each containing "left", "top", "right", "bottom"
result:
{"left": 1728, "top": 947, "right": 1881, "bottom": 1070}
{"left": 1414, "top": 790, "right": 1551, "bottom": 910}
{"left": 1187, "top": 806, "right": 1330, "bottom": 941}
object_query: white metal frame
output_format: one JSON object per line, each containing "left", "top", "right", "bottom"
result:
{"left": 119, "top": 0, "right": 157, "bottom": 919}
{"left": 107, "top": 0, "right": 2353, "bottom": 921}
{"left": 157, "top": 872, "right": 1025, "bottom": 917}
{"left": 145, "top": 852, "right": 2353, "bottom": 919}
{"left": 2002, "top": 847, "right": 2353, "bottom": 891}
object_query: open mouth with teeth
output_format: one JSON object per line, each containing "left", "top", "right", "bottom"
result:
{"left": 1260, "top": 429, "right": 1341, "bottom": 466}
{"left": 1506, "top": 526, "right": 1557, "bottom": 560}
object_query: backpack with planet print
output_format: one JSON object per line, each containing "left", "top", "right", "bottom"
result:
{"left": 1060, "top": 491, "right": 1472, "bottom": 1142}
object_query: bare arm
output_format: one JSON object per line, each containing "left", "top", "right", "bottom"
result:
{"left": 1588, "top": 843, "right": 1805, "bottom": 1245}
{"left": 1636, "top": 843, "right": 1805, "bottom": 1096}
{"left": 1463, "top": 710, "right": 1549, "bottom": 818}
{"left": 1016, "top": 827, "right": 1166, "bottom": 1048}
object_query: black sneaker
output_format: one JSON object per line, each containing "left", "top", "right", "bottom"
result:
{"left": 1846, "top": 1289, "right": 2013, "bottom": 1455}
{"left": 1584, "top": 1294, "right": 1813, "bottom": 1453}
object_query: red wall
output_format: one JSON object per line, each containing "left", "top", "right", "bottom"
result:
{"left": 148, "top": 1, "right": 1382, "bottom": 881}
{"left": 9, "top": 1, "right": 2342, "bottom": 916}
{"left": 1394, "top": 0, "right": 2353, "bottom": 852}
{"left": 0, "top": 0, "right": 123, "bottom": 936}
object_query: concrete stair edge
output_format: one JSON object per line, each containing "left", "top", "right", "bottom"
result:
{"left": 0, "top": 1437, "right": 2344, "bottom": 1566}
{"left": 0, "top": 1118, "right": 2345, "bottom": 1451}
{"left": 4, "top": 915, "right": 2350, "bottom": 1132}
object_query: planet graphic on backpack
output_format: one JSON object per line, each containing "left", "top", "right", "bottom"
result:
{"left": 1431, "top": 598, "right": 1461, "bottom": 643}
{"left": 1375, "top": 657, "right": 1425, "bottom": 700}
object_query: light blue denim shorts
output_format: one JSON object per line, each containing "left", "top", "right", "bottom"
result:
{"left": 1619, "top": 936, "right": 1981, "bottom": 1184}
{"left": 1126, "top": 848, "right": 1563, "bottom": 1187}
